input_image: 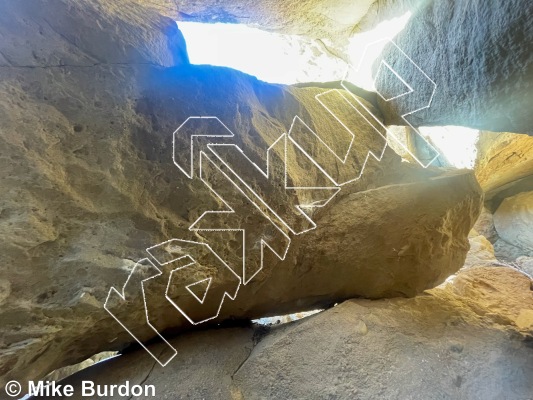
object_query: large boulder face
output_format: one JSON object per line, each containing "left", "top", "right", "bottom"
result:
{"left": 0, "top": 56, "right": 483, "bottom": 385}
{"left": 375, "top": 0, "right": 533, "bottom": 134}
{"left": 290, "top": 170, "right": 482, "bottom": 298}
{"left": 30, "top": 266, "right": 533, "bottom": 400}
{"left": 0, "top": 0, "right": 485, "bottom": 387}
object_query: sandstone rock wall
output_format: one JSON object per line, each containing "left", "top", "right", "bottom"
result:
{"left": 175, "top": 0, "right": 377, "bottom": 45}
{"left": 0, "top": 56, "right": 482, "bottom": 384}
{"left": 0, "top": 1, "right": 487, "bottom": 385}
{"left": 475, "top": 131, "right": 533, "bottom": 212}
{"left": 176, "top": 0, "right": 533, "bottom": 134}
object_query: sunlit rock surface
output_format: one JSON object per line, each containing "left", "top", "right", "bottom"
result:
{"left": 472, "top": 207, "right": 499, "bottom": 244}
{"left": 464, "top": 229, "right": 497, "bottom": 269}
{"left": 0, "top": 57, "right": 482, "bottom": 385}
{"left": 176, "top": 0, "right": 377, "bottom": 44}
{"left": 1, "top": 0, "right": 530, "bottom": 392}
{"left": 475, "top": 131, "right": 533, "bottom": 210}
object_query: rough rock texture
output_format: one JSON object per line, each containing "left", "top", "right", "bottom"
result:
{"left": 375, "top": 0, "right": 533, "bottom": 134}
{"left": 475, "top": 131, "right": 533, "bottom": 210}
{"left": 0, "top": 0, "right": 188, "bottom": 67}
{"left": 3, "top": 0, "right": 521, "bottom": 389}
{"left": 0, "top": 56, "right": 482, "bottom": 385}
{"left": 0, "top": 1, "right": 486, "bottom": 386}
{"left": 44, "top": 352, "right": 117, "bottom": 383}
{"left": 176, "top": 0, "right": 378, "bottom": 45}
{"left": 449, "top": 129, "right": 533, "bottom": 266}
{"left": 478, "top": 190, "right": 533, "bottom": 269}
{"left": 32, "top": 266, "right": 533, "bottom": 400}
{"left": 289, "top": 170, "right": 482, "bottom": 298}
{"left": 494, "top": 192, "right": 533, "bottom": 253}
{"left": 31, "top": 328, "right": 256, "bottom": 400}
{"left": 494, "top": 239, "right": 533, "bottom": 264}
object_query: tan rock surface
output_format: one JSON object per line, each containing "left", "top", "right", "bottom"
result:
{"left": 4, "top": 0, "right": 518, "bottom": 389}
{"left": 0, "top": 55, "right": 483, "bottom": 385}
{"left": 31, "top": 266, "right": 533, "bottom": 400}
{"left": 464, "top": 229, "right": 497, "bottom": 268}
{"left": 0, "top": 0, "right": 187, "bottom": 67}
{"left": 176, "top": 1, "right": 533, "bottom": 135}
{"left": 175, "top": 0, "right": 377, "bottom": 45}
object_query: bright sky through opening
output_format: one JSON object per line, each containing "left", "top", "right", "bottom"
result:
{"left": 179, "top": 13, "right": 411, "bottom": 87}
{"left": 178, "top": 18, "right": 479, "bottom": 170}
{"left": 179, "top": 22, "right": 346, "bottom": 84}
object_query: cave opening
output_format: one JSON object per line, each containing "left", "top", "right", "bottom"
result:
{"left": 2, "top": 1, "right": 532, "bottom": 396}
{"left": 179, "top": 19, "right": 480, "bottom": 171}
{"left": 179, "top": 21, "right": 347, "bottom": 84}
{"left": 179, "top": 12, "right": 412, "bottom": 88}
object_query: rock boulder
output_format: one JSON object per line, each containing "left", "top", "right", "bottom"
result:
{"left": 0, "top": 58, "right": 483, "bottom": 384}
